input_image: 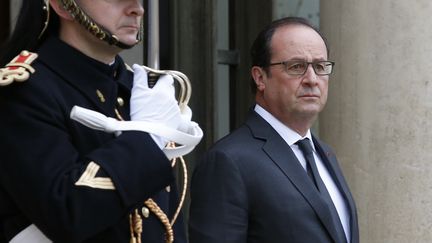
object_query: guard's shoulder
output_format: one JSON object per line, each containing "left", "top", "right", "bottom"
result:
{"left": 0, "top": 51, "right": 38, "bottom": 87}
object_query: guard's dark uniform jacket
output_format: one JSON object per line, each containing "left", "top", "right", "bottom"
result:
{"left": 0, "top": 37, "right": 186, "bottom": 243}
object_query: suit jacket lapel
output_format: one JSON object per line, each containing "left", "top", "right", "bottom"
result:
{"left": 313, "top": 136, "right": 359, "bottom": 243}
{"left": 245, "top": 111, "right": 344, "bottom": 243}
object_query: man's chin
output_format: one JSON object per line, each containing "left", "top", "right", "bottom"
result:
{"left": 118, "top": 37, "right": 139, "bottom": 47}
{"left": 298, "top": 105, "right": 323, "bottom": 116}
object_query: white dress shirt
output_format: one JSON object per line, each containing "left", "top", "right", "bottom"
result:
{"left": 254, "top": 104, "right": 351, "bottom": 242}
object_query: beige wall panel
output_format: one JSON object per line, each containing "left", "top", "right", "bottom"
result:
{"left": 320, "top": 1, "right": 432, "bottom": 242}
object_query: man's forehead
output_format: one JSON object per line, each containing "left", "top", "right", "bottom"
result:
{"left": 271, "top": 25, "right": 326, "bottom": 51}
{"left": 274, "top": 24, "right": 323, "bottom": 41}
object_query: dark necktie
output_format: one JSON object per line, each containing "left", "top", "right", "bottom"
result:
{"left": 296, "top": 138, "right": 347, "bottom": 243}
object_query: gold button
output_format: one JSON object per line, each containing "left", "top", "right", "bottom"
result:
{"left": 141, "top": 207, "right": 150, "bottom": 218}
{"left": 117, "top": 97, "right": 124, "bottom": 106}
{"left": 96, "top": 89, "right": 105, "bottom": 103}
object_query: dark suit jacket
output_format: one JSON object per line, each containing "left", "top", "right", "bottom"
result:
{"left": 189, "top": 110, "right": 359, "bottom": 243}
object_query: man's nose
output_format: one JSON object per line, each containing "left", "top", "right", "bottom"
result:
{"left": 128, "top": 0, "right": 145, "bottom": 16}
{"left": 301, "top": 64, "right": 318, "bottom": 85}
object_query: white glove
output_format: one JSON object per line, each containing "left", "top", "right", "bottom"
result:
{"left": 178, "top": 105, "right": 192, "bottom": 131}
{"left": 131, "top": 64, "right": 184, "bottom": 149}
{"left": 130, "top": 64, "right": 182, "bottom": 130}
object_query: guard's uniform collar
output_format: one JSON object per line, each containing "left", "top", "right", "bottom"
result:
{"left": 36, "top": 37, "right": 133, "bottom": 116}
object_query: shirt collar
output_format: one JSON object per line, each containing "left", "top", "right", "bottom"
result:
{"left": 254, "top": 104, "right": 314, "bottom": 149}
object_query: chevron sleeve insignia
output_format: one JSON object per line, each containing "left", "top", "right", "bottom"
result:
{"left": 75, "top": 162, "right": 116, "bottom": 190}
{"left": 0, "top": 51, "right": 38, "bottom": 86}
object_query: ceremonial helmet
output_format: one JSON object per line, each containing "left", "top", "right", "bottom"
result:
{"left": 40, "top": 0, "right": 143, "bottom": 49}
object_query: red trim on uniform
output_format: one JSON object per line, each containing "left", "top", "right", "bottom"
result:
{"left": 9, "top": 53, "right": 32, "bottom": 70}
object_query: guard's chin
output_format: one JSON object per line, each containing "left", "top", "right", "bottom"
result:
{"left": 120, "top": 37, "right": 140, "bottom": 47}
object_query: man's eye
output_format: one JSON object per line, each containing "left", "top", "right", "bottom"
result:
{"left": 288, "top": 63, "right": 305, "bottom": 71}
{"left": 315, "top": 63, "right": 325, "bottom": 71}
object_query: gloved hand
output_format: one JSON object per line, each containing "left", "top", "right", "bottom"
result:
{"left": 130, "top": 64, "right": 181, "bottom": 126}
{"left": 177, "top": 104, "right": 197, "bottom": 133}
{"left": 178, "top": 105, "right": 191, "bottom": 129}
{"left": 130, "top": 65, "right": 183, "bottom": 148}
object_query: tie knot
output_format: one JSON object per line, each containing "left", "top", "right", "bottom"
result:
{"left": 296, "top": 138, "right": 314, "bottom": 156}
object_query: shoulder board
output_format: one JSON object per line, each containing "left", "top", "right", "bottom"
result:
{"left": 0, "top": 51, "right": 38, "bottom": 86}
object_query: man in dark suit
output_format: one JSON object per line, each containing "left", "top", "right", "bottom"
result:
{"left": 189, "top": 17, "right": 359, "bottom": 243}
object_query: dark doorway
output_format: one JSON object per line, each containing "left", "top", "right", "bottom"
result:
{"left": 229, "top": 0, "right": 272, "bottom": 129}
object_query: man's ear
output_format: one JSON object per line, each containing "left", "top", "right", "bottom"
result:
{"left": 251, "top": 66, "right": 266, "bottom": 91}
{"left": 49, "top": 0, "right": 74, "bottom": 20}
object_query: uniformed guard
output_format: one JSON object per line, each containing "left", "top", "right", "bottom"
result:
{"left": 0, "top": 0, "right": 198, "bottom": 242}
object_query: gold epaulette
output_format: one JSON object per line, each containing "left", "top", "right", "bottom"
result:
{"left": 0, "top": 51, "right": 38, "bottom": 86}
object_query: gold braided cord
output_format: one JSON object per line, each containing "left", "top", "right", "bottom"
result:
{"left": 168, "top": 143, "right": 188, "bottom": 226}
{"left": 38, "top": 0, "right": 50, "bottom": 39}
{"left": 58, "top": 0, "right": 140, "bottom": 48}
{"left": 129, "top": 214, "right": 137, "bottom": 243}
{"left": 132, "top": 209, "right": 142, "bottom": 243}
{"left": 57, "top": 0, "right": 142, "bottom": 48}
{"left": 59, "top": 0, "right": 108, "bottom": 41}
{"left": 144, "top": 199, "right": 174, "bottom": 243}
{"left": 115, "top": 108, "right": 174, "bottom": 243}
{"left": 115, "top": 110, "right": 144, "bottom": 243}
{"left": 113, "top": 68, "right": 192, "bottom": 243}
